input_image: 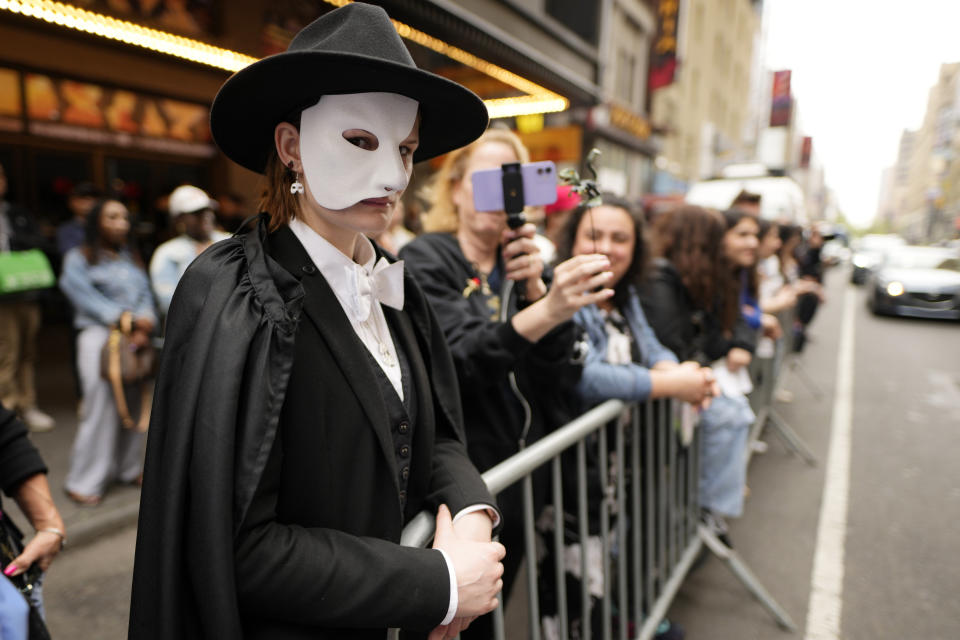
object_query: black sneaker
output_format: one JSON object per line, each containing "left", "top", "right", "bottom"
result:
{"left": 655, "top": 619, "right": 685, "bottom": 640}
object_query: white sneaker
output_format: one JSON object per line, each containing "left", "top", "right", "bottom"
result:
{"left": 775, "top": 389, "right": 794, "bottom": 403}
{"left": 23, "top": 408, "right": 55, "bottom": 432}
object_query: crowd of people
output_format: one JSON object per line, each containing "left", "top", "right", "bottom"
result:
{"left": 0, "top": 4, "right": 829, "bottom": 638}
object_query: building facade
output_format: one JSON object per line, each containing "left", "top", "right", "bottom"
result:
{"left": 1, "top": 0, "right": 668, "bottom": 256}
{"left": 887, "top": 63, "right": 960, "bottom": 242}
{"left": 648, "top": 0, "right": 761, "bottom": 188}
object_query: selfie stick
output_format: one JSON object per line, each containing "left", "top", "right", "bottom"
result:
{"left": 498, "top": 163, "right": 533, "bottom": 447}
{"left": 500, "top": 162, "right": 526, "bottom": 228}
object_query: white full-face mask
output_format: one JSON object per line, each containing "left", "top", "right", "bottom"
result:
{"left": 299, "top": 92, "right": 419, "bottom": 211}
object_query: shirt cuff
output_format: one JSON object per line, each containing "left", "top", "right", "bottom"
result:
{"left": 453, "top": 504, "right": 502, "bottom": 529}
{"left": 437, "top": 548, "right": 458, "bottom": 626}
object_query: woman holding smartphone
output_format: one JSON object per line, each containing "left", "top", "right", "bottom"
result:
{"left": 400, "top": 129, "right": 609, "bottom": 638}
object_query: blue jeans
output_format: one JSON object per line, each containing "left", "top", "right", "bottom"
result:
{"left": 699, "top": 394, "right": 754, "bottom": 517}
{"left": 0, "top": 573, "right": 28, "bottom": 640}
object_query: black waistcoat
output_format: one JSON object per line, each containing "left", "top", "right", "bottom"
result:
{"left": 361, "top": 318, "right": 417, "bottom": 511}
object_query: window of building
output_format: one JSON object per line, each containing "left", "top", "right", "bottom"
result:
{"left": 615, "top": 49, "right": 637, "bottom": 105}
{"left": 545, "top": 0, "right": 600, "bottom": 44}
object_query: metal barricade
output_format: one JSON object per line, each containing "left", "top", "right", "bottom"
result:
{"left": 747, "top": 307, "right": 818, "bottom": 467}
{"left": 395, "top": 398, "right": 796, "bottom": 639}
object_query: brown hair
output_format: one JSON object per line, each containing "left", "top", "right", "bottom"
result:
{"left": 730, "top": 189, "right": 761, "bottom": 208}
{"left": 259, "top": 151, "right": 301, "bottom": 233}
{"left": 420, "top": 128, "right": 530, "bottom": 233}
{"left": 649, "top": 205, "right": 738, "bottom": 331}
{"left": 82, "top": 197, "right": 143, "bottom": 267}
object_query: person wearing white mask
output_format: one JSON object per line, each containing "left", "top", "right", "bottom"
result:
{"left": 129, "top": 6, "right": 504, "bottom": 640}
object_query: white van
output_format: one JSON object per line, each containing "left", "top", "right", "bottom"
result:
{"left": 684, "top": 164, "right": 808, "bottom": 223}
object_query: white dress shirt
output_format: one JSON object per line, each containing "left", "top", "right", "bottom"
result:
{"left": 289, "top": 218, "right": 404, "bottom": 399}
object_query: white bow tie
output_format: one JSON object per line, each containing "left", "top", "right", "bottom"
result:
{"left": 352, "top": 257, "right": 405, "bottom": 322}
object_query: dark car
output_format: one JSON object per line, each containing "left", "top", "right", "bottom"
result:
{"left": 868, "top": 246, "right": 960, "bottom": 319}
{"left": 851, "top": 234, "right": 905, "bottom": 284}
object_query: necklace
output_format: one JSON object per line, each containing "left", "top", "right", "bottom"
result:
{"left": 359, "top": 311, "right": 397, "bottom": 368}
{"left": 469, "top": 263, "right": 501, "bottom": 320}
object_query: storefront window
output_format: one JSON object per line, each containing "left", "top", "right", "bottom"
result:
{"left": 31, "top": 150, "right": 92, "bottom": 228}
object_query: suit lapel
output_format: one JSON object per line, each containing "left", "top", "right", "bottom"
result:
{"left": 267, "top": 226, "right": 395, "bottom": 472}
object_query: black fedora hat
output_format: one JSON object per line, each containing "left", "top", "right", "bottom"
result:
{"left": 210, "top": 2, "right": 489, "bottom": 174}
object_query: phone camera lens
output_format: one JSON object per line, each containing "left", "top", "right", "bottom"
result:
{"left": 546, "top": 167, "right": 552, "bottom": 173}
{"left": 537, "top": 168, "right": 543, "bottom": 174}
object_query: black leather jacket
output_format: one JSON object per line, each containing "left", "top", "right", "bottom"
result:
{"left": 639, "top": 259, "right": 756, "bottom": 365}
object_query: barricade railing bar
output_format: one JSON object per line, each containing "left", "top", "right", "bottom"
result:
{"left": 747, "top": 307, "right": 818, "bottom": 467}
{"left": 395, "top": 397, "right": 796, "bottom": 640}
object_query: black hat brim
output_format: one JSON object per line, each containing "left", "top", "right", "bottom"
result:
{"left": 211, "top": 51, "right": 490, "bottom": 174}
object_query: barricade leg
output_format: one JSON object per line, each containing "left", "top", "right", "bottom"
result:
{"left": 782, "top": 355, "right": 825, "bottom": 401}
{"left": 767, "top": 409, "right": 818, "bottom": 466}
{"left": 698, "top": 525, "right": 798, "bottom": 632}
{"left": 636, "top": 538, "right": 704, "bottom": 640}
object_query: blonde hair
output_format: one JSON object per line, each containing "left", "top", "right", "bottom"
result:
{"left": 420, "top": 128, "right": 530, "bottom": 233}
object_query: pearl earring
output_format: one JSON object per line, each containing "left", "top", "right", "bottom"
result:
{"left": 288, "top": 162, "right": 304, "bottom": 195}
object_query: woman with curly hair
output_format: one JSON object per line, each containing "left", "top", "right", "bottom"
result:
{"left": 640, "top": 205, "right": 757, "bottom": 546}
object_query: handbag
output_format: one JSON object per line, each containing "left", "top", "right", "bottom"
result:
{"left": 100, "top": 311, "right": 155, "bottom": 431}
{"left": 0, "top": 509, "right": 52, "bottom": 640}
{"left": 0, "top": 250, "right": 55, "bottom": 296}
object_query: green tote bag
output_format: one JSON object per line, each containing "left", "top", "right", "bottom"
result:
{"left": 0, "top": 250, "right": 55, "bottom": 295}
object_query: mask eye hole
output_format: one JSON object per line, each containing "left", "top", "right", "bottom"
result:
{"left": 342, "top": 129, "right": 379, "bottom": 151}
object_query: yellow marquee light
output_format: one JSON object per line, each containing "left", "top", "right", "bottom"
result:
{"left": 1, "top": 0, "right": 570, "bottom": 119}
{"left": 0, "top": 0, "right": 257, "bottom": 71}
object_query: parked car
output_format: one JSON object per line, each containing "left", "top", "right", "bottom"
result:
{"left": 851, "top": 234, "right": 905, "bottom": 284}
{"left": 868, "top": 246, "right": 960, "bottom": 319}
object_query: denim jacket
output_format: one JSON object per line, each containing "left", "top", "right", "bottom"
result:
{"left": 573, "top": 286, "right": 678, "bottom": 405}
{"left": 59, "top": 247, "right": 156, "bottom": 329}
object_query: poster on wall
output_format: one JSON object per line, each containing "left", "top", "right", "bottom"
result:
{"left": 649, "top": 0, "right": 679, "bottom": 91}
{"left": 261, "top": 0, "right": 326, "bottom": 56}
{"left": 770, "top": 69, "right": 793, "bottom": 127}
{"left": 7, "top": 68, "right": 214, "bottom": 157}
{"left": 0, "top": 68, "right": 23, "bottom": 132}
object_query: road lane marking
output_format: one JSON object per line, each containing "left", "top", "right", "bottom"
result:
{"left": 803, "top": 286, "right": 856, "bottom": 640}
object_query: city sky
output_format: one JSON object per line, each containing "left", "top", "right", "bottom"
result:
{"left": 763, "top": 0, "right": 960, "bottom": 228}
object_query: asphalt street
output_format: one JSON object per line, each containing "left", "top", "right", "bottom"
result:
{"left": 26, "top": 263, "right": 960, "bottom": 640}
{"left": 667, "top": 266, "right": 960, "bottom": 640}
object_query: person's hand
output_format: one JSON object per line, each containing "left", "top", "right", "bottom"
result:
{"left": 761, "top": 313, "right": 782, "bottom": 340}
{"left": 133, "top": 316, "right": 154, "bottom": 334}
{"left": 129, "top": 328, "right": 152, "bottom": 349}
{"left": 428, "top": 615, "right": 476, "bottom": 640}
{"left": 452, "top": 510, "right": 494, "bottom": 543}
{"left": 669, "top": 361, "right": 715, "bottom": 405}
{"left": 502, "top": 224, "right": 546, "bottom": 301}
{"left": 780, "top": 286, "right": 798, "bottom": 308}
{"left": 726, "top": 347, "right": 752, "bottom": 372}
{"left": 542, "top": 254, "right": 614, "bottom": 321}
{"left": 431, "top": 505, "right": 504, "bottom": 618}
{"left": 4, "top": 529, "right": 63, "bottom": 576}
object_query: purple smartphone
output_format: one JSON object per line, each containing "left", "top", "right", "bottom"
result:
{"left": 471, "top": 161, "right": 559, "bottom": 212}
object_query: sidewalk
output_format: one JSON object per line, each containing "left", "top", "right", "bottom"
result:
{"left": 24, "top": 321, "right": 143, "bottom": 549}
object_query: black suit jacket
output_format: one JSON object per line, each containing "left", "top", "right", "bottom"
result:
{"left": 130, "top": 218, "right": 497, "bottom": 640}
